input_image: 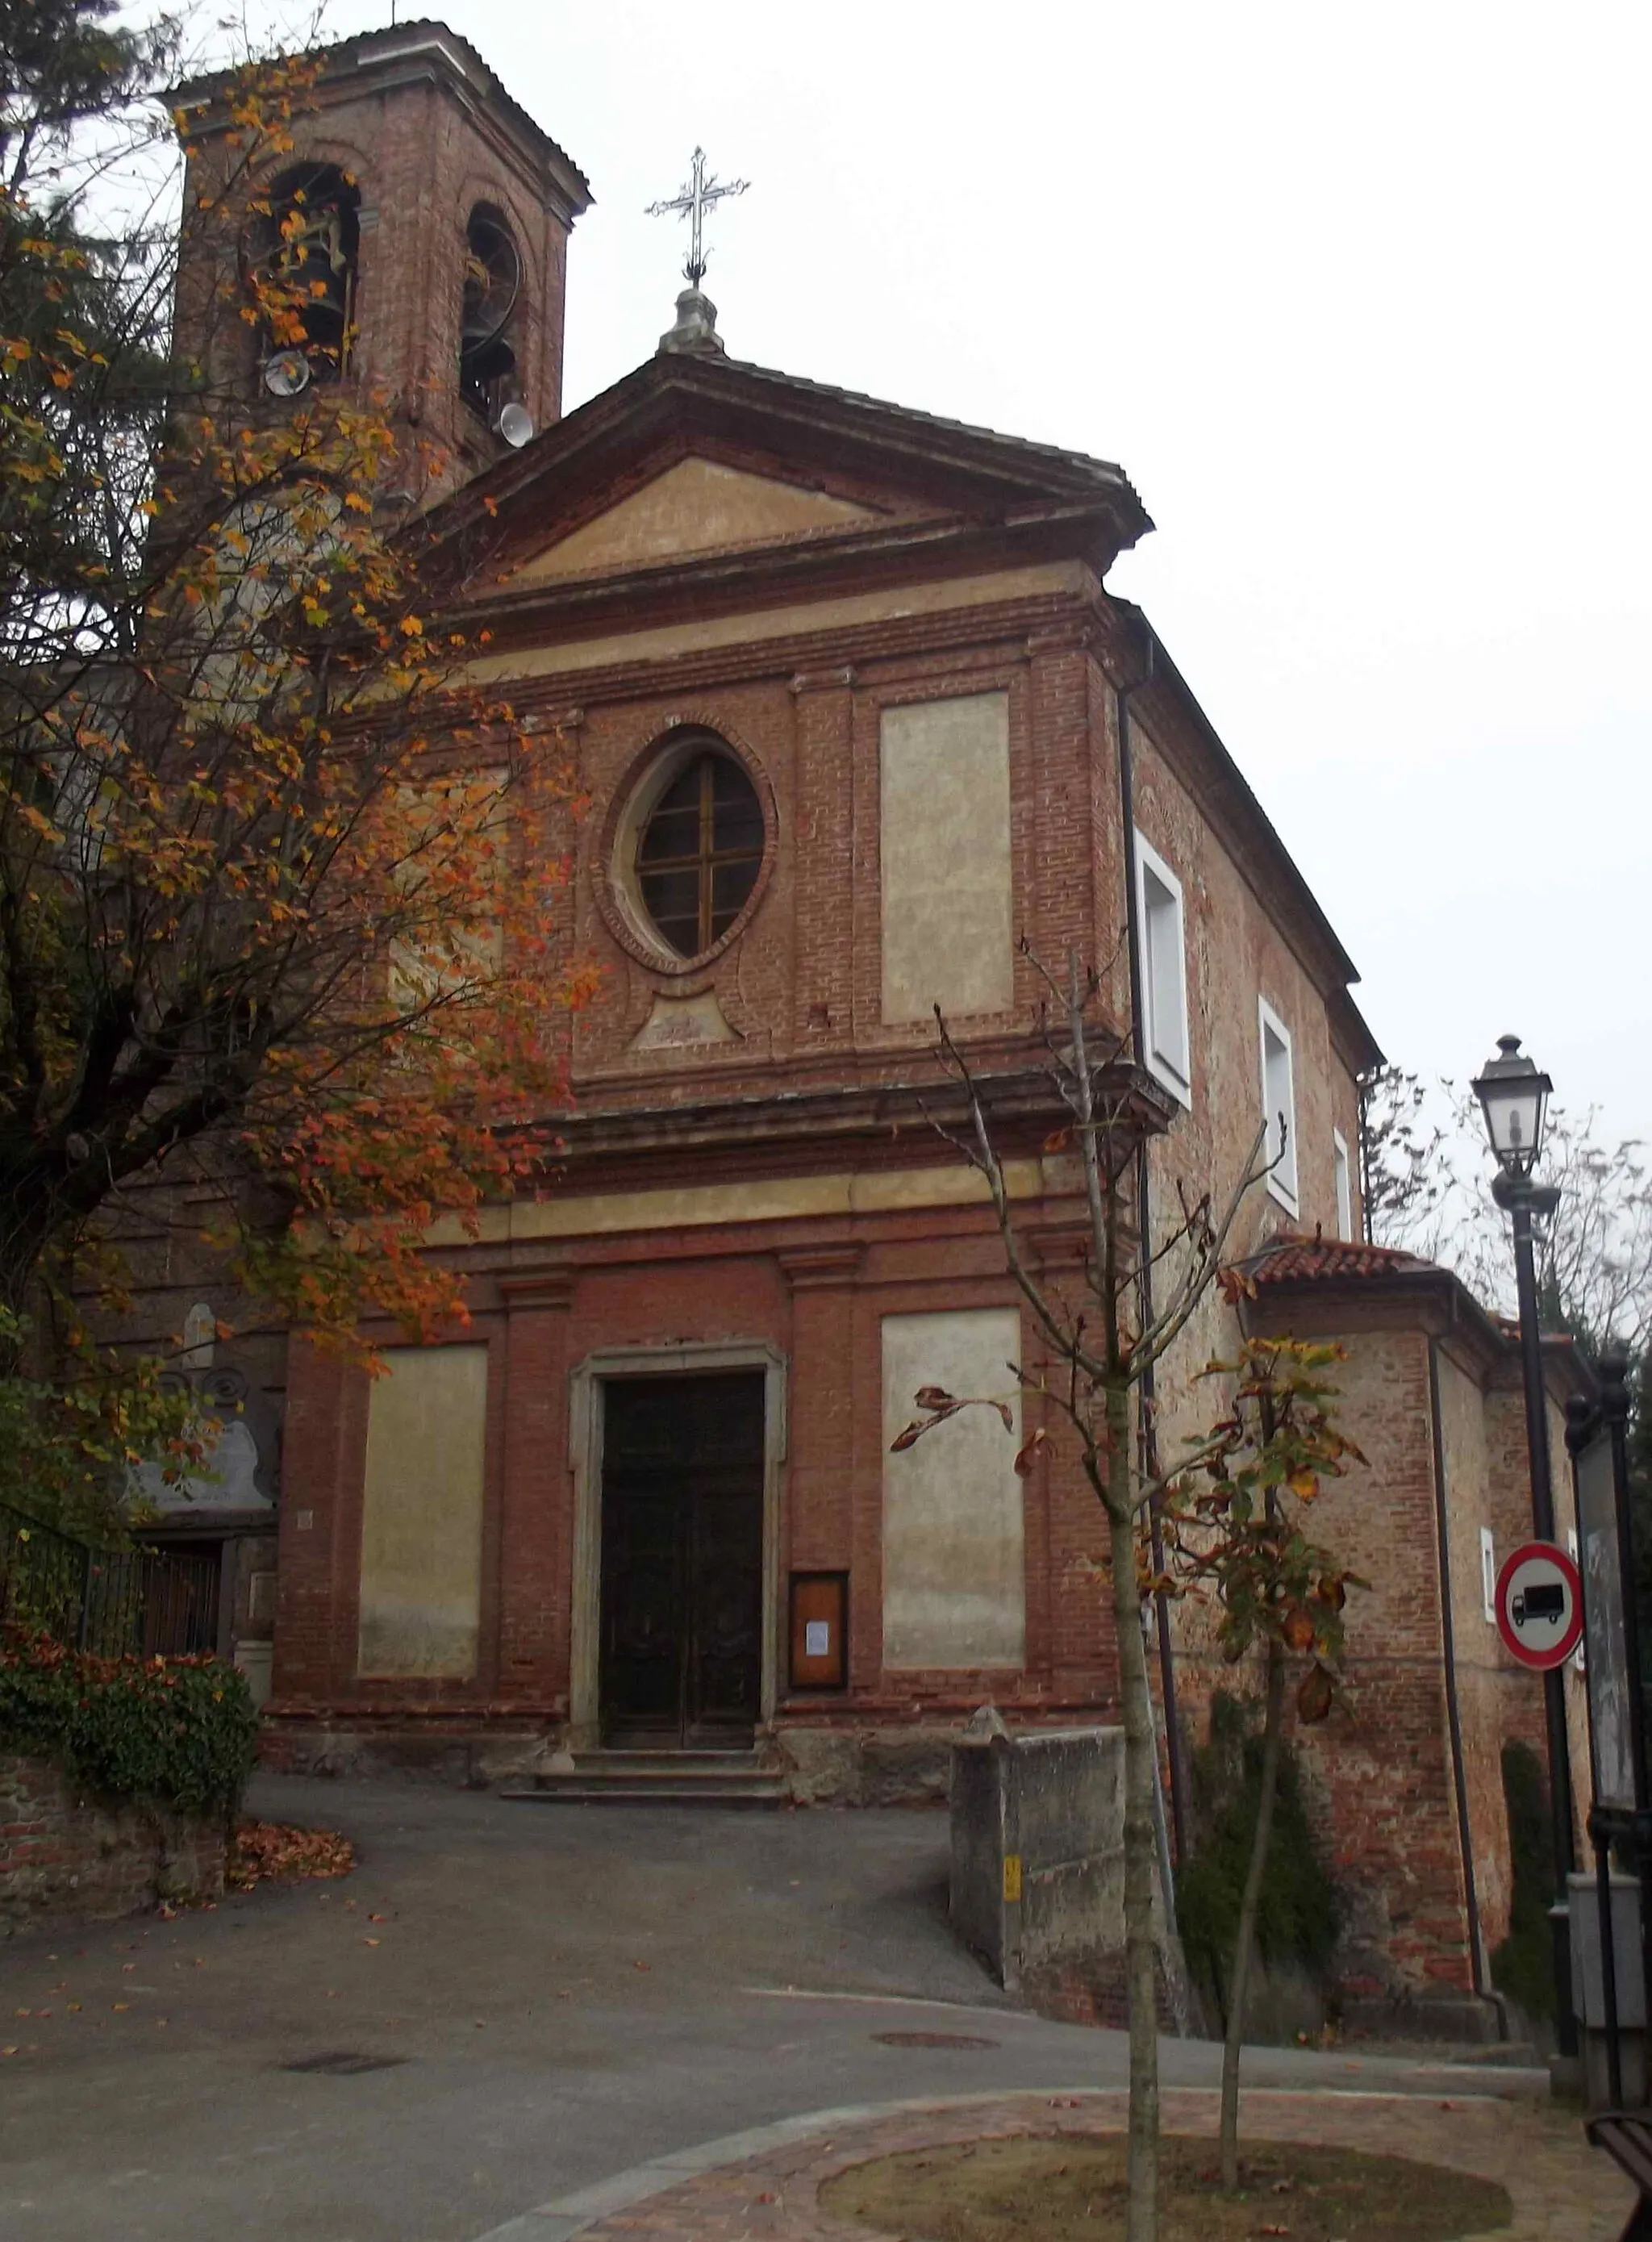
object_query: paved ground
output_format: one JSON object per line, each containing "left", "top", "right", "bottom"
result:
{"left": 0, "top": 1775, "right": 1608, "bottom": 2242}
{"left": 515, "top": 2089, "right": 1634, "bottom": 2242}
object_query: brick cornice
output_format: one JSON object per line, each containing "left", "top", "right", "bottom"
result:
{"left": 1024, "top": 1222, "right": 1093, "bottom": 1272}
{"left": 1025, "top": 620, "right": 1095, "bottom": 658}
{"left": 776, "top": 1243, "right": 866, "bottom": 1291}
{"left": 497, "top": 1265, "right": 576, "bottom": 1310}
{"left": 486, "top": 587, "right": 1095, "bottom": 718}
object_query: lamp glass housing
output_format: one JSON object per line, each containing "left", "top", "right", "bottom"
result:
{"left": 1473, "top": 1037, "right": 1552, "bottom": 1176}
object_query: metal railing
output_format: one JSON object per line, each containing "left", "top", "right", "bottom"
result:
{"left": 0, "top": 1500, "right": 220, "bottom": 1659}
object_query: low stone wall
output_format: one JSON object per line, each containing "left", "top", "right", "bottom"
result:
{"left": 776, "top": 1723, "right": 955, "bottom": 1806}
{"left": 258, "top": 1714, "right": 963, "bottom": 1801}
{"left": 258, "top": 1715, "right": 562, "bottom": 1789}
{"left": 0, "top": 1754, "right": 226, "bottom": 1934}
{"left": 949, "top": 1723, "right": 1128, "bottom": 1998}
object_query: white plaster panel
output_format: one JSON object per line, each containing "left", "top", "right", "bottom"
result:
{"left": 357, "top": 1344, "right": 489, "bottom": 1679}
{"left": 879, "top": 693, "right": 1013, "bottom": 1023}
{"left": 881, "top": 1307, "right": 1024, "bottom": 1669}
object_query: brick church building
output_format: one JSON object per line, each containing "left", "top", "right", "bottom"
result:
{"left": 157, "top": 21, "right": 1589, "bottom": 2035}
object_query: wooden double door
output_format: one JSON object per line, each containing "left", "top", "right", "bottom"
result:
{"left": 598, "top": 1372, "right": 766, "bottom": 1747}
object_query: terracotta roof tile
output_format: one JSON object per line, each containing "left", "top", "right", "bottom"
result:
{"left": 1245, "top": 1235, "right": 1435, "bottom": 1286}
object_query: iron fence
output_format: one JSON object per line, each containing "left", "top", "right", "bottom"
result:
{"left": 0, "top": 1501, "right": 219, "bottom": 1658}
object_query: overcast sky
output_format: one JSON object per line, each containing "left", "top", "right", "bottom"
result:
{"left": 244, "top": 0, "right": 1651, "bottom": 1150}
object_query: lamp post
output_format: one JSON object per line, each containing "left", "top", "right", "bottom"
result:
{"left": 1472, "top": 1033, "right": 1576, "bottom": 2052}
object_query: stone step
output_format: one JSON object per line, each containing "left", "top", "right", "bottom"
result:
{"left": 500, "top": 1776, "right": 785, "bottom": 1809}
{"left": 499, "top": 1744, "right": 786, "bottom": 1808}
{"left": 576, "top": 1748, "right": 770, "bottom": 1772}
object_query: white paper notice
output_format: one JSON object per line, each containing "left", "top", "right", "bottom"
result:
{"left": 804, "top": 1620, "right": 830, "bottom": 1657}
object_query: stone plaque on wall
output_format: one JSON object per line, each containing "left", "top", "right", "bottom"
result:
{"left": 882, "top": 1307, "right": 1024, "bottom": 1669}
{"left": 357, "top": 1344, "right": 489, "bottom": 1680}
{"left": 879, "top": 693, "right": 1013, "bottom": 1025}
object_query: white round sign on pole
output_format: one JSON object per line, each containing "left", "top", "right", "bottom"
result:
{"left": 1495, "top": 1540, "right": 1583, "bottom": 1672}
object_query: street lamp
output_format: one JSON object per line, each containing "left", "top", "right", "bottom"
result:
{"left": 1471, "top": 1033, "right": 1575, "bottom": 2052}
{"left": 1473, "top": 1033, "right": 1553, "bottom": 1177}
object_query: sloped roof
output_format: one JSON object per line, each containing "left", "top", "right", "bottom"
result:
{"left": 1247, "top": 1235, "right": 1435, "bottom": 1285}
{"left": 433, "top": 345, "right": 1152, "bottom": 541}
{"left": 711, "top": 354, "right": 1142, "bottom": 492}
{"left": 171, "top": 19, "right": 590, "bottom": 211}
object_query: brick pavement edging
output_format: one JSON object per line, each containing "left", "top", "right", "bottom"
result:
{"left": 471, "top": 2086, "right": 1636, "bottom": 2242}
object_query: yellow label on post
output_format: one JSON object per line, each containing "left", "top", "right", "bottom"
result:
{"left": 1002, "top": 1854, "right": 1023, "bottom": 1904}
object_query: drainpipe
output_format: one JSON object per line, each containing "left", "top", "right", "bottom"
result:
{"left": 1114, "top": 629, "right": 1190, "bottom": 1873}
{"left": 1427, "top": 1334, "right": 1502, "bottom": 2031}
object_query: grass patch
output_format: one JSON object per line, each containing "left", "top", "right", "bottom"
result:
{"left": 820, "top": 2131, "right": 1512, "bottom": 2242}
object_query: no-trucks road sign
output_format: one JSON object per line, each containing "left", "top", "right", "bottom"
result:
{"left": 1495, "top": 1539, "right": 1583, "bottom": 1672}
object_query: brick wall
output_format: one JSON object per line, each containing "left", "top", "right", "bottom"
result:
{"left": 1170, "top": 1323, "right": 1475, "bottom": 2010}
{"left": 173, "top": 31, "right": 584, "bottom": 503}
{"left": 0, "top": 1756, "right": 226, "bottom": 1934}
{"left": 271, "top": 1194, "right": 1128, "bottom": 1732}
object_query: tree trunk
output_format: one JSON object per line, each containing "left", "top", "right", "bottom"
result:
{"left": 1107, "top": 1380, "right": 1159, "bottom": 2242}
{"left": 1219, "top": 1636, "right": 1287, "bottom": 2192}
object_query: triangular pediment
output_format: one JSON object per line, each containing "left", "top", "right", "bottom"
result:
{"left": 423, "top": 351, "right": 1153, "bottom": 612}
{"left": 503, "top": 456, "right": 888, "bottom": 587}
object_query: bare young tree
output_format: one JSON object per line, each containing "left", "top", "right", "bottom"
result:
{"left": 1357, "top": 1064, "right": 1450, "bottom": 1249}
{"left": 891, "top": 945, "right": 1274, "bottom": 2242}
{"left": 1448, "top": 1100, "right": 1652, "bottom": 1362}
{"left": 1368, "top": 1068, "right": 1652, "bottom": 1362}
{"left": 1163, "top": 1334, "right": 1363, "bottom": 2191}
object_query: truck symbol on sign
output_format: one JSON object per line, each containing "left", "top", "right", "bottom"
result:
{"left": 1512, "top": 1582, "right": 1566, "bottom": 1629}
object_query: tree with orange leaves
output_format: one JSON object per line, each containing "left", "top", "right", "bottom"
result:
{"left": 0, "top": 7, "right": 590, "bottom": 1515}
{"left": 1162, "top": 1333, "right": 1365, "bottom": 2191}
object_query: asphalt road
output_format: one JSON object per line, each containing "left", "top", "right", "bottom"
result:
{"left": 0, "top": 1773, "right": 1543, "bottom": 2242}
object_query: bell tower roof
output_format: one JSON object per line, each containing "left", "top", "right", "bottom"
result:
{"left": 173, "top": 20, "right": 590, "bottom": 222}
{"left": 171, "top": 19, "right": 591, "bottom": 501}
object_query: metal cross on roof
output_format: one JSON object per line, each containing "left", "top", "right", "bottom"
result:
{"left": 646, "top": 148, "right": 748, "bottom": 288}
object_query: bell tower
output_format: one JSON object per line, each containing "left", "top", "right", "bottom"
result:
{"left": 173, "top": 22, "right": 590, "bottom": 502}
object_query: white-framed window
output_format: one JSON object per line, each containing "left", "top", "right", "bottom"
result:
{"left": 1480, "top": 1528, "right": 1497, "bottom": 1623}
{"left": 1333, "top": 1128, "right": 1353, "bottom": 1241}
{"left": 1569, "top": 1529, "right": 1586, "bottom": 1671}
{"left": 1133, "top": 833, "right": 1191, "bottom": 1106}
{"left": 1257, "top": 997, "right": 1298, "bottom": 1213}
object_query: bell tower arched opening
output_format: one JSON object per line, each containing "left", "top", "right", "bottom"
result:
{"left": 248, "top": 163, "right": 361, "bottom": 386}
{"left": 460, "top": 204, "right": 524, "bottom": 431}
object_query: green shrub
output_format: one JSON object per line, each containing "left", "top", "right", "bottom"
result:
{"left": 0, "top": 1626, "right": 257, "bottom": 1817}
{"left": 1491, "top": 1738, "right": 1555, "bottom": 2022}
{"left": 1176, "top": 1689, "right": 1341, "bottom": 2020}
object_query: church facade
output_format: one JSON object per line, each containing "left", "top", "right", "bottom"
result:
{"left": 165, "top": 22, "right": 1589, "bottom": 2035}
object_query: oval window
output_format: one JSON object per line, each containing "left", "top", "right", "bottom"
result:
{"left": 635, "top": 750, "right": 764, "bottom": 958}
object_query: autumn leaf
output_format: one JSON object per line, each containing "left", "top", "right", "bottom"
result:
{"left": 1216, "top": 1266, "right": 1258, "bottom": 1307}
{"left": 1281, "top": 1607, "right": 1316, "bottom": 1651}
{"left": 1013, "top": 1427, "right": 1051, "bottom": 1477}
{"left": 1297, "top": 1664, "right": 1335, "bottom": 1724}
{"left": 228, "top": 1822, "right": 355, "bottom": 1889}
{"left": 913, "top": 1386, "right": 957, "bottom": 1411}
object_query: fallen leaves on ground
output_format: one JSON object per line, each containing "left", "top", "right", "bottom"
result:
{"left": 227, "top": 1821, "right": 357, "bottom": 1891}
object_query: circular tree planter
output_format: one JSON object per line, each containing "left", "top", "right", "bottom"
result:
{"left": 821, "top": 2131, "right": 1514, "bottom": 2242}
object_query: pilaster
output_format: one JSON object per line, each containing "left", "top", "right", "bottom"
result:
{"left": 497, "top": 1265, "right": 577, "bottom": 1708}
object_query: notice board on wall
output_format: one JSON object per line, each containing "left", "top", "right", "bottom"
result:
{"left": 789, "top": 1571, "right": 849, "bottom": 1691}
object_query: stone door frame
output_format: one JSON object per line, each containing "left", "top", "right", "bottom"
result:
{"left": 566, "top": 1341, "right": 788, "bottom": 1751}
